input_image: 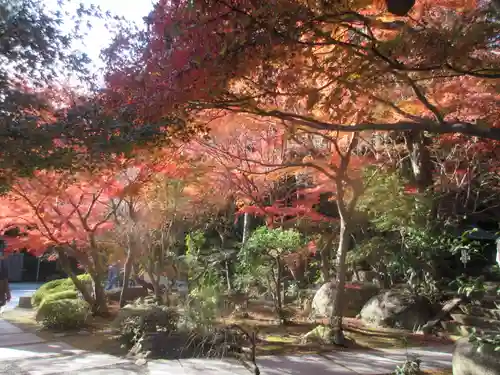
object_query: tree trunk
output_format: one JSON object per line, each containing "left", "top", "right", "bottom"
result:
{"left": 320, "top": 235, "right": 333, "bottom": 282}
{"left": 92, "top": 272, "right": 109, "bottom": 315}
{"left": 405, "top": 130, "right": 433, "bottom": 192}
{"left": 56, "top": 249, "right": 96, "bottom": 310}
{"left": 146, "top": 269, "right": 162, "bottom": 300}
{"left": 274, "top": 258, "right": 286, "bottom": 324}
{"left": 329, "top": 221, "right": 351, "bottom": 345}
{"left": 225, "top": 260, "right": 231, "bottom": 292}
{"left": 242, "top": 213, "right": 251, "bottom": 243}
{"left": 119, "top": 247, "right": 134, "bottom": 308}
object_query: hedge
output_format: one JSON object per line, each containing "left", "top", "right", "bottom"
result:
{"left": 32, "top": 274, "right": 92, "bottom": 307}
{"left": 36, "top": 298, "right": 91, "bottom": 330}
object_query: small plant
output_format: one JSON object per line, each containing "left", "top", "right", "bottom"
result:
{"left": 469, "top": 330, "right": 500, "bottom": 352}
{"left": 392, "top": 354, "right": 422, "bottom": 375}
{"left": 393, "top": 336, "right": 422, "bottom": 375}
{"left": 452, "top": 276, "right": 487, "bottom": 299}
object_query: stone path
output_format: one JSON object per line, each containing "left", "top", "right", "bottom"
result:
{"left": 0, "top": 319, "right": 454, "bottom": 374}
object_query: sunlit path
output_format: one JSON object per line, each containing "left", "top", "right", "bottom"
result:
{"left": 4, "top": 283, "right": 43, "bottom": 312}
{"left": 0, "top": 317, "right": 453, "bottom": 375}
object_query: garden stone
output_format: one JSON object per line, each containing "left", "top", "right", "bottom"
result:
{"left": 18, "top": 296, "right": 32, "bottom": 309}
{"left": 452, "top": 337, "right": 500, "bottom": 375}
{"left": 311, "top": 281, "right": 379, "bottom": 318}
{"left": 360, "top": 290, "right": 434, "bottom": 331}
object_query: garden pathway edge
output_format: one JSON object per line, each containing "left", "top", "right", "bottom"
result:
{"left": 0, "top": 318, "right": 453, "bottom": 374}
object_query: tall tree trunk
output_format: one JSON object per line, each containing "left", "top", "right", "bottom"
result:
{"left": 120, "top": 247, "right": 134, "bottom": 308}
{"left": 405, "top": 130, "right": 433, "bottom": 192}
{"left": 329, "top": 220, "right": 351, "bottom": 345}
{"left": 56, "top": 249, "right": 96, "bottom": 310}
{"left": 225, "top": 260, "right": 231, "bottom": 292}
{"left": 405, "top": 130, "right": 438, "bottom": 221}
{"left": 92, "top": 272, "right": 109, "bottom": 315}
{"left": 320, "top": 235, "right": 333, "bottom": 282}
{"left": 274, "top": 257, "right": 286, "bottom": 324}
{"left": 242, "top": 212, "right": 251, "bottom": 243}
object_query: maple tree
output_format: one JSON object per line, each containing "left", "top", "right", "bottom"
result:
{"left": 0, "top": 158, "right": 162, "bottom": 314}
{"left": 181, "top": 110, "right": 375, "bottom": 340}
{"left": 103, "top": 151, "right": 192, "bottom": 305}
{"left": 105, "top": 0, "right": 499, "bottom": 139}
{"left": 97, "top": 0, "right": 500, "bottom": 342}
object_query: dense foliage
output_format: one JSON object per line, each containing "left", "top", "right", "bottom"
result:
{"left": 0, "top": 0, "right": 499, "bottom": 352}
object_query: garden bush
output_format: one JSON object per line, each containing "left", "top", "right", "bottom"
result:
{"left": 36, "top": 298, "right": 91, "bottom": 330}
{"left": 31, "top": 274, "right": 92, "bottom": 307}
{"left": 113, "top": 298, "right": 179, "bottom": 347}
{"left": 41, "top": 290, "right": 79, "bottom": 304}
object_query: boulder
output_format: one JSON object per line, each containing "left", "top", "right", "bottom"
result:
{"left": 311, "top": 281, "right": 379, "bottom": 318}
{"left": 360, "top": 290, "right": 434, "bottom": 331}
{"left": 105, "top": 286, "right": 149, "bottom": 303}
{"left": 452, "top": 337, "right": 500, "bottom": 375}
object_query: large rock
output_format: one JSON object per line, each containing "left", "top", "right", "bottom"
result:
{"left": 105, "top": 286, "right": 149, "bottom": 303}
{"left": 453, "top": 337, "right": 500, "bottom": 375}
{"left": 360, "top": 290, "right": 434, "bottom": 330}
{"left": 311, "top": 281, "right": 379, "bottom": 318}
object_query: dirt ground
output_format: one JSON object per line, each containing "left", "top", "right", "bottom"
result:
{"left": 2, "top": 301, "right": 454, "bottom": 358}
{"left": 219, "top": 303, "right": 453, "bottom": 355}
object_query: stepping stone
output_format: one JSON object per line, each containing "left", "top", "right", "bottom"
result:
{"left": 0, "top": 332, "right": 44, "bottom": 347}
{"left": 0, "top": 320, "right": 23, "bottom": 334}
{"left": 18, "top": 296, "right": 33, "bottom": 309}
{"left": 16, "top": 352, "right": 129, "bottom": 374}
{"left": 0, "top": 341, "right": 83, "bottom": 361}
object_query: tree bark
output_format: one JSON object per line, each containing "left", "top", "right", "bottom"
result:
{"left": 225, "top": 260, "right": 231, "bottom": 292}
{"left": 92, "top": 272, "right": 108, "bottom": 315}
{"left": 119, "top": 247, "right": 134, "bottom": 308}
{"left": 405, "top": 130, "right": 433, "bottom": 192}
{"left": 272, "top": 257, "right": 285, "bottom": 324}
{"left": 320, "top": 235, "right": 333, "bottom": 282}
{"left": 56, "top": 249, "right": 95, "bottom": 310}
{"left": 329, "top": 220, "right": 351, "bottom": 345}
{"left": 242, "top": 213, "right": 251, "bottom": 243}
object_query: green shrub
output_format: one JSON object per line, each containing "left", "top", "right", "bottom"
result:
{"left": 36, "top": 298, "right": 91, "bottom": 330}
{"left": 32, "top": 279, "right": 65, "bottom": 307}
{"left": 41, "top": 290, "right": 79, "bottom": 304}
{"left": 32, "top": 274, "right": 93, "bottom": 307}
{"left": 113, "top": 300, "right": 179, "bottom": 347}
